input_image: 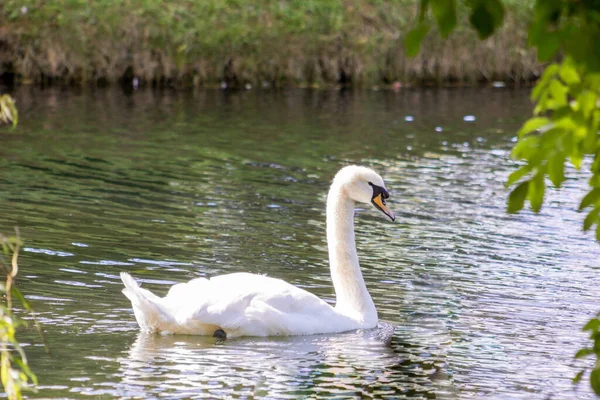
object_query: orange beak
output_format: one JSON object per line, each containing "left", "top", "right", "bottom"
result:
{"left": 372, "top": 193, "right": 396, "bottom": 221}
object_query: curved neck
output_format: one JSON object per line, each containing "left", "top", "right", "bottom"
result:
{"left": 326, "top": 183, "right": 376, "bottom": 322}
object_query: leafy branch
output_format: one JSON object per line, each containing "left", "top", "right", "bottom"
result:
{"left": 0, "top": 231, "right": 46, "bottom": 399}
{"left": 406, "top": 0, "right": 600, "bottom": 395}
{"left": 507, "top": 58, "right": 600, "bottom": 234}
{"left": 404, "top": 0, "right": 505, "bottom": 57}
{"left": 574, "top": 317, "right": 600, "bottom": 393}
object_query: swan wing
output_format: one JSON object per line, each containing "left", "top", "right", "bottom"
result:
{"left": 165, "top": 272, "right": 344, "bottom": 336}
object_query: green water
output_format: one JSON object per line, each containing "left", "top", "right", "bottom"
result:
{"left": 1, "top": 88, "right": 598, "bottom": 399}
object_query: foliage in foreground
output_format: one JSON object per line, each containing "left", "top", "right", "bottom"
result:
{"left": 406, "top": 0, "right": 600, "bottom": 395}
{"left": 0, "top": 232, "right": 38, "bottom": 399}
{"left": 508, "top": 57, "right": 600, "bottom": 241}
{"left": 574, "top": 316, "right": 600, "bottom": 392}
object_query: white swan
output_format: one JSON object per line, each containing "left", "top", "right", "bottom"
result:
{"left": 120, "top": 165, "right": 395, "bottom": 338}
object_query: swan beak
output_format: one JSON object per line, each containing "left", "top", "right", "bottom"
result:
{"left": 372, "top": 194, "right": 396, "bottom": 221}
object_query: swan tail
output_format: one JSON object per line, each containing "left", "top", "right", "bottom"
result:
{"left": 120, "top": 272, "right": 174, "bottom": 333}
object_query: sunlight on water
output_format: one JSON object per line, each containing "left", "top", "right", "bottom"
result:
{"left": 0, "top": 88, "right": 598, "bottom": 398}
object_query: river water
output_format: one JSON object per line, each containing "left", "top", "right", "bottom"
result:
{"left": 0, "top": 87, "right": 598, "bottom": 399}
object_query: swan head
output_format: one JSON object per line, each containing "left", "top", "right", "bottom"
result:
{"left": 333, "top": 166, "right": 396, "bottom": 221}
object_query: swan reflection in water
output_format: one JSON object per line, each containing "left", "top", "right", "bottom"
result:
{"left": 117, "top": 323, "right": 446, "bottom": 398}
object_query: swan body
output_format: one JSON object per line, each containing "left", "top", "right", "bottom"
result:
{"left": 121, "top": 165, "right": 395, "bottom": 337}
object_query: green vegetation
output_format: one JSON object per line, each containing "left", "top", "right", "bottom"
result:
{"left": 0, "top": 232, "right": 40, "bottom": 399}
{"left": 508, "top": 57, "right": 600, "bottom": 238}
{"left": 0, "top": 0, "right": 536, "bottom": 87}
{"left": 1, "top": 99, "right": 42, "bottom": 400}
{"left": 406, "top": 0, "right": 600, "bottom": 394}
{"left": 504, "top": 0, "right": 600, "bottom": 240}
{"left": 575, "top": 316, "right": 600, "bottom": 392}
{"left": 0, "top": 95, "right": 18, "bottom": 128}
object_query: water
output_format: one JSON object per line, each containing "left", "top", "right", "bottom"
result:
{"left": 1, "top": 87, "right": 598, "bottom": 399}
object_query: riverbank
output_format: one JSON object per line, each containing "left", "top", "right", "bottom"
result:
{"left": 0, "top": 0, "right": 539, "bottom": 88}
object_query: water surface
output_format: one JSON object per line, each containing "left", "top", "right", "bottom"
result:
{"left": 0, "top": 87, "right": 598, "bottom": 399}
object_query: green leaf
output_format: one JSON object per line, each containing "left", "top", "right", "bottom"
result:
{"left": 508, "top": 181, "right": 529, "bottom": 214}
{"left": 404, "top": 23, "right": 431, "bottom": 57}
{"left": 578, "top": 91, "right": 597, "bottom": 119}
{"left": 11, "top": 287, "right": 32, "bottom": 312}
{"left": 12, "top": 359, "right": 37, "bottom": 385}
{"left": 511, "top": 135, "right": 540, "bottom": 160}
{"left": 537, "top": 31, "right": 561, "bottom": 62}
{"left": 584, "top": 208, "right": 599, "bottom": 231}
{"left": 573, "top": 370, "right": 585, "bottom": 384}
{"left": 469, "top": 0, "right": 505, "bottom": 40}
{"left": 592, "top": 369, "right": 600, "bottom": 395}
{"left": 528, "top": 171, "right": 546, "bottom": 213}
{"left": 528, "top": 17, "right": 544, "bottom": 48}
{"left": 579, "top": 189, "right": 600, "bottom": 211}
{"left": 506, "top": 165, "right": 530, "bottom": 187}
{"left": 597, "top": 223, "right": 600, "bottom": 242}
{"left": 575, "top": 348, "right": 595, "bottom": 359}
{"left": 534, "top": 64, "right": 560, "bottom": 95}
{"left": 540, "top": 128, "right": 566, "bottom": 154}
{"left": 528, "top": 0, "right": 562, "bottom": 47}
{"left": 584, "top": 127, "right": 600, "bottom": 153}
{"left": 559, "top": 63, "right": 580, "bottom": 86}
{"left": 534, "top": 93, "right": 550, "bottom": 115}
{"left": 563, "top": 22, "right": 600, "bottom": 72}
{"left": 531, "top": 80, "right": 548, "bottom": 103}
{"left": 553, "top": 117, "right": 577, "bottom": 133}
{"left": 593, "top": 109, "right": 600, "bottom": 131}
{"left": 547, "top": 152, "right": 566, "bottom": 187}
{"left": 571, "top": 153, "right": 584, "bottom": 170}
{"left": 548, "top": 79, "right": 568, "bottom": 107}
{"left": 431, "top": 0, "right": 457, "bottom": 38}
{"left": 583, "top": 318, "right": 600, "bottom": 332}
{"left": 594, "top": 152, "right": 600, "bottom": 175}
{"left": 518, "top": 117, "right": 551, "bottom": 138}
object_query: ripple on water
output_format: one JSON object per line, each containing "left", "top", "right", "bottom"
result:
{"left": 3, "top": 88, "right": 599, "bottom": 399}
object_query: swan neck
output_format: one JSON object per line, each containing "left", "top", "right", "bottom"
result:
{"left": 326, "top": 183, "right": 376, "bottom": 321}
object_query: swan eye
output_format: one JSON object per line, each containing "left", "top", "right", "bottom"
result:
{"left": 368, "top": 182, "right": 390, "bottom": 201}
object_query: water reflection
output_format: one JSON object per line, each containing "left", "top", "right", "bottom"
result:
{"left": 2, "top": 87, "right": 599, "bottom": 399}
{"left": 117, "top": 324, "right": 447, "bottom": 399}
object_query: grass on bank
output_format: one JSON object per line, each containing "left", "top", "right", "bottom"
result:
{"left": 1, "top": 0, "right": 537, "bottom": 87}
